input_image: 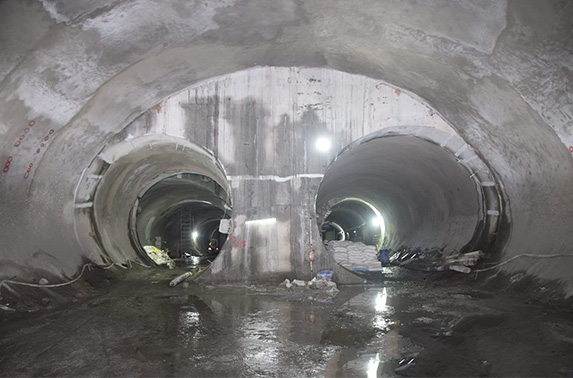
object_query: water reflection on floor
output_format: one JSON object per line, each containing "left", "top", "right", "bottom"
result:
{"left": 0, "top": 274, "right": 419, "bottom": 377}
{"left": 2, "top": 269, "right": 573, "bottom": 377}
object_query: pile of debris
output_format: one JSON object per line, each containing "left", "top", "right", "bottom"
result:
{"left": 279, "top": 271, "right": 339, "bottom": 294}
{"left": 392, "top": 248, "right": 485, "bottom": 273}
{"left": 440, "top": 250, "right": 485, "bottom": 273}
{"left": 143, "top": 245, "right": 174, "bottom": 269}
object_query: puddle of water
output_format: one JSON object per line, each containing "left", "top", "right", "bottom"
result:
{"left": 0, "top": 280, "right": 463, "bottom": 377}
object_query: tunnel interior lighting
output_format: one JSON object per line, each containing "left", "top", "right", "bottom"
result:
{"left": 372, "top": 217, "right": 383, "bottom": 226}
{"left": 315, "top": 137, "right": 331, "bottom": 152}
{"left": 192, "top": 231, "right": 198, "bottom": 240}
{"left": 245, "top": 217, "right": 277, "bottom": 225}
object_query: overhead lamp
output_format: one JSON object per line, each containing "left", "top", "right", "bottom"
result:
{"left": 315, "top": 137, "right": 331, "bottom": 152}
{"left": 245, "top": 218, "right": 276, "bottom": 225}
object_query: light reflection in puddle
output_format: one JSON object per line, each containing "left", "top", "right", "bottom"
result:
{"left": 373, "top": 287, "right": 394, "bottom": 335}
{"left": 325, "top": 286, "right": 416, "bottom": 376}
{"left": 240, "top": 311, "right": 281, "bottom": 371}
{"left": 375, "top": 287, "right": 388, "bottom": 312}
{"left": 174, "top": 285, "right": 416, "bottom": 376}
{"left": 182, "top": 310, "right": 200, "bottom": 326}
{"left": 367, "top": 352, "right": 381, "bottom": 378}
{"left": 179, "top": 308, "right": 202, "bottom": 345}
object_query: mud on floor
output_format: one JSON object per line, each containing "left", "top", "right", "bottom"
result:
{"left": 1, "top": 268, "right": 573, "bottom": 377}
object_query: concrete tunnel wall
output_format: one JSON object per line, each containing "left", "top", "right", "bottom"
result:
{"left": 85, "top": 67, "right": 455, "bottom": 283}
{"left": 0, "top": 1, "right": 572, "bottom": 294}
{"left": 316, "top": 135, "right": 482, "bottom": 254}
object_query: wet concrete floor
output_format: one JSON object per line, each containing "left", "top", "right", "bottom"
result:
{"left": 1, "top": 267, "right": 573, "bottom": 377}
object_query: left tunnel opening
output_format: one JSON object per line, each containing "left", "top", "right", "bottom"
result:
{"left": 80, "top": 135, "right": 232, "bottom": 278}
{"left": 131, "top": 172, "right": 231, "bottom": 270}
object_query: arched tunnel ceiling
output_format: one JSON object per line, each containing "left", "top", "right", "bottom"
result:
{"left": 317, "top": 136, "right": 481, "bottom": 252}
{"left": 0, "top": 0, "right": 572, "bottom": 293}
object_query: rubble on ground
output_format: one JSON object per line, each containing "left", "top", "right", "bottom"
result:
{"left": 291, "top": 279, "right": 307, "bottom": 287}
{"left": 279, "top": 272, "right": 339, "bottom": 294}
{"left": 391, "top": 248, "right": 485, "bottom": 273}
{"left": 143, "top": 245, "right": 174, "bottom": 269}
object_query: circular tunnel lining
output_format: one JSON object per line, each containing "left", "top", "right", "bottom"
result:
{"left": 131, "top": 172, "right": 232, "bottom": 269}
{"left": 321, "top": 199, "right": 385, "bottom": 246}
{"left": 89, "top": 136, "right": 232, "bottom": 272}
{"left": 316, "top": 135, "right": 484, "bottom": 270}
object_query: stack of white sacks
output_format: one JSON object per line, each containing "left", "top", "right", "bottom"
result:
{"left": 326, "top": 240, "right": 381, "bottom": 271}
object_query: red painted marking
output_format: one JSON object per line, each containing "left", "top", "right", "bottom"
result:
{"left": 23, "top": 163, "right": 33, "bottom": 179}
{"left": 229, "top": 236, "right": 247, "bottom": 248}
{"left": 569, "top": 146, "right": 573, "bottom": 153}
{"left": 40, "top": 143, "right": 45, "bottom": 147}
{"left": 14, "top": 141, "right": 20, "bottom": 147}
{"left": 43, "top": 136, "right": 49, "bottom": 141}
{"left": 36, "top": 148, "right": 41, "bottom": 154}
{"left": 49, "top": 129, "right": 54, "bottom": 134}
{"left": 19, "top": 135, "right": 25, "bottom": 141}
{"left": 28, "top": 120, "right": 35, "bottom": 127}
{"left": 3, "top": 156, "right": 12, "bottom": 173}
{"left": 24, "top": 128, "right": 30, "bottom": 133}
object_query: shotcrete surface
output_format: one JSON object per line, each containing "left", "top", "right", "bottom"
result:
{"left": 1, "top": 0, "right": 572, "bottom": 295}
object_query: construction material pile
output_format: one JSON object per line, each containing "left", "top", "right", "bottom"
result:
{"left": 392, "top": 248, "right": 485, "bottom": 273}
{"left": 326, "top": 240, "right": 382, "bottom": 271}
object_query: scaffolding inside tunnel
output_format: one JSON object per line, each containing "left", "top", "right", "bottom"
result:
{"left": 180, "top": 208, "right": 193, "bottom": 256}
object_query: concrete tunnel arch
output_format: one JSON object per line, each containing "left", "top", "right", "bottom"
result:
{"left": 130, "top": 172, "right": 232, "bottom": 262}
{"left": 74, "top": 134, "right": 233, "bottom": 270}
{"left": 0, "top": 0, "right": 572, "bottom": 296}
{"left": 316, "top": 126, "right": 502, "bottom": 272}
{"left": 320, "top": 198, "right": 386, "bottom": 246}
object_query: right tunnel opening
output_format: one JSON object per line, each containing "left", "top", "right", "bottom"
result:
{"left": 316, "top": 134, "right": 488, "bottom": 273}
